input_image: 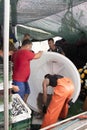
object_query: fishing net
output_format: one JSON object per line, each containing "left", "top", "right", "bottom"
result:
{"left": 0, "top": 0, "right": 87, "bottom": 43}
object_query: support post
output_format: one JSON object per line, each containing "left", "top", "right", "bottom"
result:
{"left": 3, "top": 0, "right": 10, "bottom": 130}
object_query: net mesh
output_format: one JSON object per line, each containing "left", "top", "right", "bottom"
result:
{"left": 0, "top": 0, "right": 87, "bottom": 43}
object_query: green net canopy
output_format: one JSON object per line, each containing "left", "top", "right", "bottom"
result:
{"left": 0, "top": 0, "right": 87, "bottom": 43}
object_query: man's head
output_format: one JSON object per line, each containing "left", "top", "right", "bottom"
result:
{"left": 9, "top": 41, "right": 17, "bottom": 55}
{"left": 44, "top": 74, "right": 63, "bottom": 87}
{"left": 22, "top": 39, "right": 32, "bottom": 50}
{"left": 23, "top": 33, "right": 30, "bottom": 41}
{"left": 48, "top": 38, "right": 55, "bottom": 50}
{"left": 44, "top": 74, "right": 57, "bottom": 87}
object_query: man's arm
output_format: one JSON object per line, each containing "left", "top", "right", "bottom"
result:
{"left": 42, "top": 79, "right": 49, "bottom": 105}
{"left": 61, "top": 50, "right": 65, "bottom": 55}
{"left": 42, "top": 79, "right": 48, "bottom": 113}
{"left": 60, "top": 47, "right": 65, "bottom": 55}
{"left": 57, "top": 46, "right": 65, "bottom": 55}
{"left": 33, "top": 51, "right": 43, "bottom": 59}
{"left": 0, "top": 50, "right": 3, "bottom": 57}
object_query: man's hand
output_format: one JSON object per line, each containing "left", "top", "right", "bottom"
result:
{"left": 12, "top": 85, "right": 20, "bottom": 92}
{"left": 34, "top": 51, "right": 43, "bottom": 59}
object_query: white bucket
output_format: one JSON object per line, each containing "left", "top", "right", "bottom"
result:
{"left": 27, "top": 52, "right": 81, "bottom": 112}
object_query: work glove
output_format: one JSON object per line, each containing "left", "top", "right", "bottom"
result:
{"left": 68, "top": 99, "right": 73, "bottom": 107}
{"left": 42, "top": 105, "right": 47, "bottom": 114}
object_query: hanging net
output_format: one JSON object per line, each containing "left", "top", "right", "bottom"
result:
{"left": 0, "top": 0, "right": 87, "bottom": 42}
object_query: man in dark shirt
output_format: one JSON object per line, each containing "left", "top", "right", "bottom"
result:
{"left": 48, "top": 38, "right": 65, "bottom": 55}
{"left": 41, "top": 74, "right": 74, "bottom": 129}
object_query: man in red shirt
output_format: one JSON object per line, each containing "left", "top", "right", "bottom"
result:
{"left": 12, "top": 39, "right": 43, "bottom": 102}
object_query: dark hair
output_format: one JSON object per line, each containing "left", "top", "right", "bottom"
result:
{"left": 61, "top": 38, "right": 66, "bottom": 42}
{"left": 44, "top": 74, "right": 63, "bottom": 87}
{"left": 9, "top": 41, "right": 16, "bottom": 51}
{"left": 48, "top": 38, "right": 54, "bottom": 42}
{"left": 0, "top": 41, "right": 16, "bottom": 51}
{"left": 24, "top": 33, "right": 30, "bottom": 37}
{"left": 22, "top": 39, "right": 32, "bottom": 46}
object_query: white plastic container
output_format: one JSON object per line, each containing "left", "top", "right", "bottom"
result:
{"left": 11, "top": 94, "right": 31, "bottom": 123}
{"left": 27, "top": 52, "right": 81, "bottom": 112}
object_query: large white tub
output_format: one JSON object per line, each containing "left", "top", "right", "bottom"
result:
{"left": 27, "top": 52, "right": 81, "bottom": 112}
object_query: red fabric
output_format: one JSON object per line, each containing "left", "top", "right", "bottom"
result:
{"left": 12, "top": 49, "right": 35, "bottom": 82}
{"left": 41, "top": 78, "right": 74, "bottom": 130}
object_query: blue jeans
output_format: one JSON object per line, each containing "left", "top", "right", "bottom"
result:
{"left": 12, "top": 80, "right": 30, "bottom": 99}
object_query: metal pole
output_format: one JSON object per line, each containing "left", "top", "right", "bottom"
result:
{"left": 14, "top": 25, "right": 18, "bottom": 40}
{"left": 3, "top": 0, "right": 10, "bottom": 130}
